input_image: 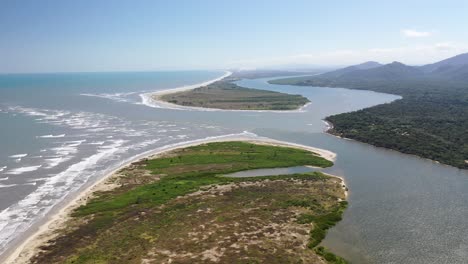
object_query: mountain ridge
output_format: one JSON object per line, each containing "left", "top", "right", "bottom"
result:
{"left": 318, "top": 53, "right": 468, "bottom": 82}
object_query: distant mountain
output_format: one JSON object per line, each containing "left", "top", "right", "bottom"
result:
{"left": 320, "top": 61, "right": 423, "bottom": 81}
{"left": 316, "top": 53, "right": 468, "bottom": 82}
{"left": 419, "top": 53, "right": 468, "bottom": 82}
{"left": 341, "top": 61, "right": 424, "bottom": 80}
{"left": 420, "top": 53, "right": 468, "bottom": 73}
{"left": 320, "top": 61, "right": 383, "bottom": 78}
{"left": 354, "top": 61, "right": 383, "bottom": 70}
{"left": 430, "top": 64, "right": 468, "bottom": 82}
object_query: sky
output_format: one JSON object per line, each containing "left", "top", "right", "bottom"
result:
{"left": 1, "top": 0, "right": 468, "bottom": 73}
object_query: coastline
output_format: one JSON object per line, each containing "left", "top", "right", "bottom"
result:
{"left": 5, "top": 133, "right": 338, "bottom": 264}
{"left": 141, "top": 71, "right": 311, "bottom": 113}
{"left": 140, "top": 70, "right": 233, "bottom": 110}
{"left": 323, "top": 119, "right": 465, "bottom": 170}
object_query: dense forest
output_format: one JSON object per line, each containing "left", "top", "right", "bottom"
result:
{"left": 270, "top": 56, "right": 468, "bottom": 169}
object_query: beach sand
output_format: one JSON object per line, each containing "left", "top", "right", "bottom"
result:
{"left": 140, "top": 71, "right": 233, "bottom": 110}
{"left": 5, "top": 134, "right": 338, "bottom": 264}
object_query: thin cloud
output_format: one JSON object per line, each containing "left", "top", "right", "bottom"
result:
{"left": 401, "top": 29, "right": 432, "bottom": 38}
{"left": 434, "top": 42, "right": 456, "bottom": 51}
{"left": 227, "top": 43, "right": 468, "bottom": 68}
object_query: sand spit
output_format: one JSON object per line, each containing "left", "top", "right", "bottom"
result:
{"left": 5, "top": 133, "right": 338, "bottom": 264}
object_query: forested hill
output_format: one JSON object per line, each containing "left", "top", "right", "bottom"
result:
{"left": 270, "top": 53, "right": 468, "bottom": 169}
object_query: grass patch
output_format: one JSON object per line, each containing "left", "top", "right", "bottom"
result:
{"left": 315, "top": 246, "right": 349, "bottom": 264}
{"left": 33, "top": 141, "right": 346, "bottom": 264}
{"left": 74, "top": 142, "right": 332, "bottom": 217}
{"left": 307, "top": 201, "right": 348, "bottom": 248}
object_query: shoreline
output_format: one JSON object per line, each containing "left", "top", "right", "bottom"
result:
{"left": 140, "top": 71, "right": 311, "bottom": 113}
{"left": 140, "top": 71, "right": 233, "bottom": 110}
{"left": 323, "top": 119, "right": 466, "bottom": 170}
{"left": 5, "top": 133, "right": 338, "bottom": 264}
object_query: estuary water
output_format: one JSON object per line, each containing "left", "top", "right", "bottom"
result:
{"left": 0, "top": 71, "right": 467, "bottom": 263}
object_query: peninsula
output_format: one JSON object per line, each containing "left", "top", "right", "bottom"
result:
{"left": 157, "top": 80, "right": 310, "bottom": 111}
{"left": 11, "top": 140, "right": 347, "bottom": 264}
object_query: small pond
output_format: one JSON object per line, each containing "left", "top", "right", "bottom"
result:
{"left": 224, "top": 166, "right": 320, "bottom": 178}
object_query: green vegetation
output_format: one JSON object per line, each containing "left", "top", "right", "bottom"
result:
{"left": 271, "top": 73, "right": 468, "bottom": 169}
{"left": 159, "top": 80, "right": 310, "bottom": 110}
{"left": 32, "top": 142, "right": 346, "bottom": 264}
{"left": 315, "top": 246, "right": 349, "bottom": 264}
{"left": 299, "top": 201, "right": 348, "bottom": 248}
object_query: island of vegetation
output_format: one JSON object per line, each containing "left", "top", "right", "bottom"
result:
{"left": 270, "top": 54, "right": 468, "bottom": 169}
{"left": 158, "top": 80, "right": 310, "bottom": 110}
{"left": 26, "top": 141, "right": 347, "bottom": 264}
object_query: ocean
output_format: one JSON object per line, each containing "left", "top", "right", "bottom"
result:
{"left": 1, "top": 71, "right": 467, "bottom": 263}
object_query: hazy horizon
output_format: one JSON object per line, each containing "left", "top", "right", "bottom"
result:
{"left": 2, "top": 0, "right": 468, "bottom": 73}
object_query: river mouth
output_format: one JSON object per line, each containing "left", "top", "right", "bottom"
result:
{"left": 223, "top": 165, "right": 320, "bottom": 178}
{"left": 4, "top": 72, "right": 467, "bottom": 264}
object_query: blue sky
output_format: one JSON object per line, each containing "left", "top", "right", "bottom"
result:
{"left": 1, "top": 0, "right": 468, "bottom": 73}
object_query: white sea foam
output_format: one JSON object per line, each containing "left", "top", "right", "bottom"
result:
{"left": 9, "top": 154, "right": 28, "bottom": 158}
{"left": 26, "top": 177, "right": 49, "bottom": 183}
{"left": 127, "top": 138, "right": 161, "bottom": 150}
{"left": 80, "top": 92, "right": 136, "bottom": 103}
{"left": 0, "top": 139, "right": 127, "bottom": 253}
{"left": 7, "top": 106, "right": 122, "bottom": 132}
{"left": 322, "top": 120, "right": 332, "bottom": 130}
{"left": 0, "top": 166, "right": 6, "bottom": 172}
{"left": 49, "top": 140, "right": 86, "bottom": 157}
{"left": 0, "top": 184, "right": 18, "bottom": 188}
{"left": 5, "top": 165, "right": 42, "bottom": 175}
{"left": 63, "top": 140, "right": 86, "bottom": 146}
{"left": 50, "top": 146, "right": 77, "bottom": 156}
{"left": 87, "top": 141, "right": 106, "bottom": 145}
{"left": 37, "top": 134, "right": 66, "bottom": 138}
{"left": 44, "top": 157, "right": 71, "bottom": 169}
{"left": 0, "top": 103, "right": 244, "bottom": 257}
{"left": 0, "top": 177, "right": 8, "bottom": 181}
{"left": 0, "top": 183, "right": 37, "bottom": 189}
{"left": 86, "top": 128, "right": 108, "bottom": 132}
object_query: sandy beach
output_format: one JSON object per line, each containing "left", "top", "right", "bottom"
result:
{"left": 5, "top": 132, "right": 338, "bottom": 264}
{"left": 140, "top": 71, "right": 233, "bottom": 110}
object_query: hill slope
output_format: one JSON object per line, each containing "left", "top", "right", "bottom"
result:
{"left": 320, "top": 61, "right": 382, "bottom": 78}
{"left": 270, "top": 54, "right": 468, "bottom": 169}
{"left": 420, "top": 52, "right": 468, "bottom": 73}
{"left": 336, "top": 61, "right": 424, "bottom": 81}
